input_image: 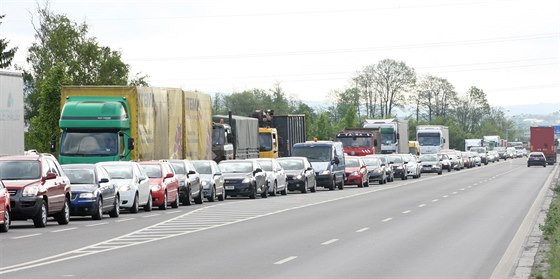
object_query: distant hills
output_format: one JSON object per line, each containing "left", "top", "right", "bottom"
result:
{"left": 504, "top": 103, "right": 560, "bottom": 116}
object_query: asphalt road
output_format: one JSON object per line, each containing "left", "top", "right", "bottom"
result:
{"left": 0, "top": 157, "right": 554, "bottom": 278}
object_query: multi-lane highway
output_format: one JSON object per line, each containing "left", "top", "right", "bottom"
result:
{"left": 0, "top": 158, "right": 555, "bottom": 278}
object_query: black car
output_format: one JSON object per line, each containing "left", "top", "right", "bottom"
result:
{"left": 164, "top": 160, "right": 204, "bottom": 205}
{"left": 277, "top": 157, "right": 317, "bottom": 193}
{"left": 386, "top": 154, "right": 408, "bottom": 180}
{"left": 527, "top": 152, "right": 547, "bottom": 167}
{"left": 218, "top": 159, "right": 267, "bottom": 199}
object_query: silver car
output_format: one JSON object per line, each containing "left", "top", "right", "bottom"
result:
{"left": 98, "top": 161, "right": 152, "bottom": 213}
{"left": 191, "top": 160, "right": 225, "bottom": 202}
{"left": 255, "top": 158, "right": 288, "bottom": 196}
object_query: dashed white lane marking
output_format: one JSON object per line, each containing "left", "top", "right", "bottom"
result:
{"left": 443, "top": 195, "right": 449, "bottom": 198}
{"left": 12, "top": 234, "right": 41, "bottom": 239}
{"left": 52, "top": 227, "right": 77, "bottom": 233}
{"left": 321, "top": 239, "right": 339, "bottom": 245}
{"left": 474, "top": 183, "right": 478, "bottom": 186}
{"left": 432, "top": 199, "right": 439, "bottom": 202}
{"left": 356, "top": 227, "right": 369, "bottom": 233}
{"left": 468, "top": 186, "right": 472, "bottom": 189}
{"left": 86, "top": 222, "right": 109, "bottom": 227}
{"left": 402, "top": 210, "right": 412, "bottom": 214}
{"left": 141, "top": 214, "right": 159, "bottom": 218}
{"left": 460, "top": 188, "right": 466, "bottom": 191}
{"left": 419, "top": 204, "right": 426, "bottom": 208}
{"left": 274, "top": 256, "right": 298, "bottom": 265}
{"left": 115, "top": 218, "right": 134, "bottom": 223}
{"left": 382, "top": 218, "right": 393, "bottom": 222}
{"left": 452, "top": 192, "right": 458, "bottom": 195}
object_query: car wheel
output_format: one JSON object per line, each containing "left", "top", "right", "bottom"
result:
{"left": 130, "top": 193, "right": 139, "bottom": 213}
{"left": 270, "top": 181, "right": 277, "bottom": 197}
{"left": 261, "top": 185, "right": 269, "bottom": 198}
{"left": 92, "top": 198, "right": 103, "bottom": 220}
{"left": 159, "top": 192, "right": 168, "bottom": 210}
{"left": 338, "top": 177, "right": 344, "bottom": 190}
{"left": 218, "top": 187, "right": 226, "bottom": 201}
{"left": 33, "top": 200, "right": 48, "bottom": 228}
{"left": 171, "top": 192, "right": 179, "bottom": 208}
{"left": 56, "top": 197, "right": 70, "bottom": 225}
{"left": 329, "top": 178, "right": 336, "bottom": 191}
{"left": 280, "top": 185, "right": 288, "bottom": 195}
{"left": 301, "top": 180, "right": 308, "bottom": 193}
{"left": 0, "top": 209, "right": 10, "bottom": 232}
{"left": 310, "top": 181, "right": 317, "bottom": 193}
{"left": 183, "top": 185, "right": 193, "bottom": 206}
{"left": 194, "top": 187, "right": 204, "bottom": 204}
{"left": 144, "top": 192, "right": 153, "bottom": 212}
{"left": 249, "top": 184, "right": 257, "bottom": 199}
{"left": 109, "top": 195, "right": 120, "bottom": 218}
{"left": 208, "top": 186, "right": 216, "bottom": 202}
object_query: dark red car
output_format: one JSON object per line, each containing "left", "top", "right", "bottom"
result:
{"left": 139, "top": 161, "right": 180, "bottom": 210}
{"left": 344, "top": 156, "right": 369, "bottom": 188}
{"left": 0, "top": 180, "right": 10, "bottom": 232}
{"left": 0, "top": 153, "right": 71, "bottom": 227}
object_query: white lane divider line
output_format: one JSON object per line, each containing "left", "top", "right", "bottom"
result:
{"left": 274, "top": 256, "right": 298, "bottom": 265}
{"left": 142, "top": 214, "right": 159, "bottom": 218}
{"left": 460, "top": 188, "right": 466, "bottom": 191}
{"left": 321, "top": 239, "right": 339, "bottom": 245}
{"left": 51, "top": 227, "right": 78, "bottom": 233}
{"left": 402, "top": 210, "right": 412, "bottom": 214}
{"left": 452, "top": 192, "right": 458, "bottom": 195}
{"left": 12, "top": 233, "right": 41, "bottom": 240}
{"left": 432, "top": 199, "right": 439, "bottom": 202}
{"left": 443, "top": 195, "right": 449, "bottom": 198}
{"left": 418, "top": 204, "right": 426, "bottom": 208}
{"left": 474, "top": 183, "right": 478, "bottom": 186}
{"left": 116, "top": 218, "right": 134, "bottom": 223}
{"left": 468, "top": 186, "right": 472, "bottom": 189}
{"left": 356, "top": 227, "right": 369, "bottom": 233}
{"left": 382, "top": 217, "right": 393, "bottom": 222}
{"left": 86, "top": 222, "right": 109, "bottom": 227}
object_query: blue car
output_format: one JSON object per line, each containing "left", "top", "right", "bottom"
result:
{"left": 62, "top": 164, "right": 120, "bottom": 220}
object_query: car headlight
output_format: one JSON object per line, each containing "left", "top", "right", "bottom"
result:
{"left": 352, "top": 171, "right": 358, "bottom": 176}
{"left": 179, "top": 181, "right": 185, "bottom": 187}
{"left": 119, "top": 184, "right": 132, "bottom": 192}
{"left": 201, "top": 179, "right": 209, "bottom": 186}
{"left": 79, "top": 192, "right": 95, "bottom": 199}
{"left": 242, "top": 177, "right": 251, "bottom": 183}
{"left": 22, "top": 185, "right": 39, "bottom": 197}
{"left": 151, "top": 184, "right": 161, "bottom": 191}
{"left": 321, "top": 170, "right": 331, "bottom": 175}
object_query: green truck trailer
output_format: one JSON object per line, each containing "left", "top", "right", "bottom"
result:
{"left": 54, "top": 86, "right": 213, "bottom": 164}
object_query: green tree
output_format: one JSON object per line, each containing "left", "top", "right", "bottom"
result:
{"left": 316, "top": 112, "right": 332, "bottom": 140}
{"left": 0, "top": 14, "right": 18, "bottom": 68}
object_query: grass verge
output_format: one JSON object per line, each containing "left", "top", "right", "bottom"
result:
{"left": 537, "top": 182, "right": 560, "bottom": 279}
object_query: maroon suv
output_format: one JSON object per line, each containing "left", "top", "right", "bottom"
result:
{"left": 0, "top": 153, "right": 71, "bottom": 227}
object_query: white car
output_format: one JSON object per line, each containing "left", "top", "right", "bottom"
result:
{"left": 254, "top": 158, "right": 288, "bottom": 196}
{"left": 99, "top": 161, "right": 152, "bottom": 213}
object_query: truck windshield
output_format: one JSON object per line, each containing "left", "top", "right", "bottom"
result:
{"left": 336, "top": 137, "right": 371, "bottom": 147}
{"left": 292, "top": 146, "right": 332, "bottom": 162}
{"left": 60, "top": 132, "right": 118, "bottom": 156}
{"left": 381, "top": 133, "right": 395, "bottom": 145}
{"left": 212, "top": 127, "right": 225, "bottom": 145}
{"left": 259, "top": 133, "right": 273, "bottom": 151}
{"left": 418, "top": 133, "right": 441, "bottom": 146}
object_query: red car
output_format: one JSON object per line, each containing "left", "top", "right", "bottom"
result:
{"left": 0, "top": 153, "right": 71, "bottom": 228}
{"left": 0, "top": 180, "right": 10, "bottom": 232}
{"left": 344, "top": 156, "right": 369, "bottom": 188}
{"left": 139, "top": 161, "right": 180, "bottom": 210}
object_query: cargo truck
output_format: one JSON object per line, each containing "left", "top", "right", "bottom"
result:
{"left": 212, "top": 114, "right": 259, "bottom": 161}
{"left": 0, "top": 70, "right": 24, "bottom": 156}
{"left": 362, "top": 118, "right": 408, "bottom": 154}
{"left": 335, "top": 128, "right": 381, "bottom": 156}
{"left": 483, "top": 135, "right": 501, "bottom": 151}
{"left": 416, "top": 125, "right": 449, "bottom": 154}
{"left": 55, "top": 86, "right": 213, "bottom": 164}
{"left": 251, "top": 110, "right": 306, "bottom": 158}
{"left": 530, "top": 126, "right": 557, "bottom": 165}
{"left": 464, "top": 138, "right": 483, "bottom": 152}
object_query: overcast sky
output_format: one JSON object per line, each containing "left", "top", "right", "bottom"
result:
{"left": 1, "top": 0, "right": 559, "bottom": 109}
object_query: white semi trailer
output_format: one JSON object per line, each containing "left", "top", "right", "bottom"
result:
{"left": 0, "top": 70, "right": 24, "bottom": 156}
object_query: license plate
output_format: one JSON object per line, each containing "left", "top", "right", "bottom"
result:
{"left": 225, "top": 186, "right": 235, "bottom": 190}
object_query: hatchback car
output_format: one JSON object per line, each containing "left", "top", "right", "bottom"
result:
{"left": 361, "top": 156, "right": 387, "bottom": 184}
{"left": 438, "top": 153, "right": 452, "bottom": 172}
{"left": 527, "top": 152, "right": 547, "bottom": 167}
{"left": 387, "top": 154, "right": 408, "bottom": 180}
{"left": 277, "top": 157, "right": 317, "bottom": 193}
{"left": 98, "top": 161, "right": 152, "bottom": 213}
{"left": 191, "top": 160, "right": 225, "bottom": 202}
{"left": 62, "top": 164, "right": 120, "bottom": 220}
{"left": 218, "top": 159, "right": 268, "bottom": 199}
{"left": 344, "top": 156, "right": 369, "bottom": 187}
{"left": 139, "top": 161, "right": 180, "bottom": 210}
{"left": 0, "top": 180, "right": 10, "bottom": 232}
{"left": 371, "top": 155, "right": 394, "bottom": 182}
{"left": 255, "top": 158, "right": 288, "bottom": 196}
{"left": 419, "top": 154, "right": 442, "bottom": 175}
{"left": 163, "top": 160, "right": 204, "bottom": 205}
{"left": 0, "top": 153, "right": 71, "bottom": 228}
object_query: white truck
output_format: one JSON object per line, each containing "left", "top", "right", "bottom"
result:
{"left": 464, "top": 138, "right": 483, "bottom": 152}
{"left": 0, "top": 70, "right": 24, "bottom": 156}
{"left": 362, "top": 118, "right": 408, "bottom": 154}
{"left": 483, "top": 135, "right": 501, "bottom": 151}
{"left": 416, "top": 125, "right": 449, "bottom": 154}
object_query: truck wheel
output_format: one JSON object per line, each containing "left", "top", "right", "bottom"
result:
{"left": 109, "top": 195, "right": 120, "bottom": 218}
{"left": 33, "top": 201, "right": 47, "bottom": 228}
{"left": 0, "top": 209, "right": 10, "bottom": 232}
{"left": 56, "top": 198, "right": 70, "bottom": 225}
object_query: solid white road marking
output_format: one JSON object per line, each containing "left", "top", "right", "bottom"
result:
{"left": 51, "top": 227, "right": 78, "bottom": 233}
{"left": 86, "top": 222, "right": 109, "bottom": 227}
{"left": 321, "top": 239, "right": 339, "bottom": 245}
{"left": 165, "top": 211, "right": 181, "bottom": 215}
{"left": 274, "top": 256, "right": 298, "bottom": 265}
{"left": 382, "top": 218, "right": 393, "bottom": 222}
{"left": 402, "top": 210, "right": 412, "bottom": 214}
{"left": 356, "top": 227, "right": 369, "bottom": 233}
{"left": 12, "top": 234, "right": 41, "bottom": 240}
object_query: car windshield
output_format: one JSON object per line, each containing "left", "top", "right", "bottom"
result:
{"left": 0, "top": 161, "right": 41, "bottom": 180}
{"left": 170, "top": 162, "right": 186, "bottom": 175}
{"left": 420, "top": 154, "right": 438, "bottom": 161}
{"left": 102, "top": 165, "right": 133, "bottom": 179}
{"left": 141, "top": 165, "right": 162, "bottom": 178}
{"left": 362, "top": 158, "right": 380, "bottom": 167}
{"left": 192, "top": 161, "right": 212, "bottom": 174}
{"left": 65, "top": 169, "right": 95, "bottom": 184}
{"left": 345, "top": 158, "right": 360, "bottom": 167}
{"left": 387, "top": 156, "right": 403, "bottom": 164}
{"left": 278, "top": 159, "right": 304, "bottom": 170}
{"left": 219, "top": 162, "right": 253, "bottom": 173}
{"left": 256, "top": 160, "right": 273, "bottom": 171}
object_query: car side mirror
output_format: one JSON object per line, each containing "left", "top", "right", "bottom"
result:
{"left": 306, "top": 167, "right": 313, "bottom": 171}
{"left": 99, "top": 178, "right": 109, "bottom": 183}
{"left": 138, "top": 175, "right": 146, "bottom": 183}
{"left": 417, "top": 160, "right": 422, "bottom": 163}
{"left": 44, "top": 172, "right": 57, "bottom": 180}
{"left": 187, "top": 170, "right": 196, "bottom": 177}
{"left": 165, "top": 173, "right": 174, "bottom": 179}
{"left": 333, "top": 157, "right": 340, "bottom": 165}
{"left": 254, "top": 168, "right": 262, "bottom": 173}
{"left": 214, "top": 173, "right": 222, "bottom": 177}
